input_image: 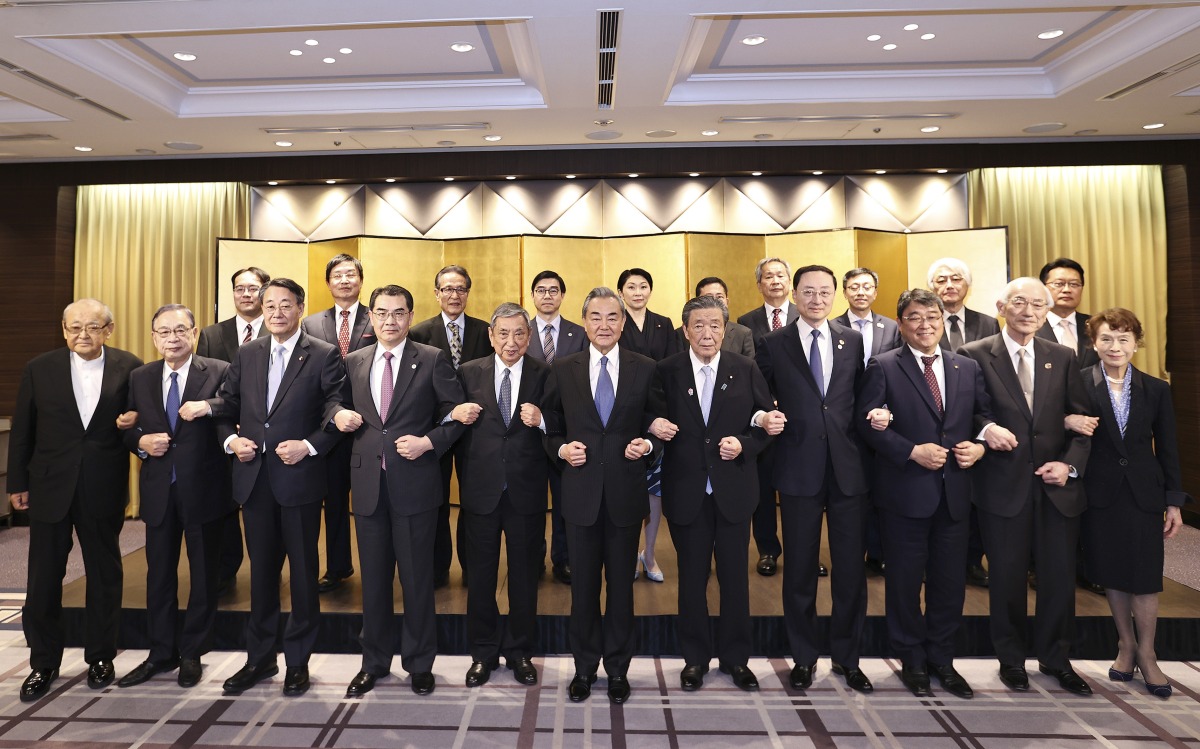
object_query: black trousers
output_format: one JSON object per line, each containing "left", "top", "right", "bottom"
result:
{"left": 434, "top": 450, "right": 469, "bottom": 578}
{"left": 752, "top": 445, "right": 782, "bottom": 558}
{"left": 544, "top": 467, "right": 569, "bottom": 566}
{"left": 464, "top": 491, "right": 545, "bottom": 662}
{"left": 145, "top": 483, "right": 223, "bottom": 662}
{"left": 668, "top": 493, "right": 752, "bottom": 668}
{"left": 25, "top": 490, "right": 124, "bottom": 670}
{"left": 320, "top": 438, "right": 354, "bottom": 575}
{"left": 215, "top": 508, "right": 244, "bottom": 582}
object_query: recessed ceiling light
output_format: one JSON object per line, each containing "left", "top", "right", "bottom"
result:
{"left": 751, "top": 171, "right": 763, "bottom": 176}
{"left": 483, "top": 134, "right": 502, "bottom": 141}
{"left": 753, "top": 133, "right": 773, "bottom": 140}
{"left": 921, "top": 126, "right": 940, "bottom": 133}
{"left": 594, "top": 119, "right": 614, "bottom": 126}
{"left": 1023, "top": 122, "right": 1066, "bottom": 133}
{"left": 444, "top": 177, "right": 455, "bottom": 181}
{"left": 339, "top": 48, "right": 353, "bottom": 54}
{"left": 883, "top": 43, "right": 898, "bottom": 50}
{"left": 164, "top": 141, "right": 203, "bottom": 150}
{"left": 921, "top": 33, "right": 935, "bottom": 40}
{"left": 565, "top": 174, "right": 576, "bottom": 179}
{"left": 437, "top": 140, "right": 456, "bottom": 146}
{"left": 305, "top": 39, "right": 319, "bottom": 46}
{"left": 1038, "top": 29, "right": 1064, "bottom": 40}
{"left": 506, "top": 176, "right": 516, "bottom": 180}
{"left": 646, "top": 129, "right": 677, "bottom": 138}
{"left": 289, "top": 49, "right": 303, "bottom": 56}
{"left": 812, "top": 171, "right": 824, "bottom": 175}
{"left": 741, "top": 35, "right": 766, "bottom": 46}
{"left": 323, "top": 57, "right": 335, "bottom": 64}
{"left": 173, "top": 52, "right": 196, "bottom": 62}
{"left": 325, "top": 179, "right": 336, "bottom": 184}
{"left": 628, "top": 173, "right": 639, "bottom": 178}
{"left": 268, "top": 181, "right": 278, "bottom": 186}
{"left": 701, "top": 129, "right": 718, "bottom": 136}
{"left": 450, "top": 42, "right": 475, "bottom": 53}
{"left": 936, "top": 169, "right": 948, "bottom": 174}
{"left": 135, "top": 148, "right": 156, "bottom": 155}
{"left": 875, "top": 170, "right": 887, "bottom": 174}
{"left": 867, "top": 34, "right": 881, "bottom": 42}
{"left": 74, "top": 145, "right": 92, "bottom": 152}
{"left": 688, "top": 172, "right": 699, "bottom": 177}
{"left": 1074, "top": 129, "right": 1099, "bottom": 136}
{"left": 385, "top": 178, "right": 396, "bottom": 182}
{"left": 1143, "top": 122, "right": 1165, "bottom": 130}
{"left": 274, "top": 140, "right": 293, "bottom": 147}
{"left": 903, "top": 23, "right": 919, "bottom": 31}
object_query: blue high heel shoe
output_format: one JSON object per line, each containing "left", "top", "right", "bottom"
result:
{"left": 1108, "top": 666, "right": 1134, "bottom": 682}
{"left": 1145, "top": 681, "right": 1173, "bottom": 698}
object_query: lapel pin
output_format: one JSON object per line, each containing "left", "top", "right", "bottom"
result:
{"left": 297, "top": 355, "right": 305, "bottom": 362}
{"left": 876, "top": 322, "right": 884, "bottom": 329}
{"left": 1044, "top": 363, "right": 1052, "bottom": 369}
{"left": 412, "top": 363, "right": 417, "bottom": 369}
{"left": 687, "top": 388, "right": 694, "bottom": 396}
{"left": 721, "top": 383, "right": 728, "bottom": 391}
{"left": 953, "top": 364, "right": 959, "bottom": 369}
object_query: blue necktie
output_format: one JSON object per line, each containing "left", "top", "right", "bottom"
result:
{"left": 267, "top": 344, "right": 285, "bottom": 411}
{"left": 809, "top": 329, "right": 825, "bottom": 398}
{"left": 166, "top": 371, "right": 179, "bottom": 483}
{"left": 855, "top": 318, "right": 870, "bottom": 366}
{"left": 499, "top": 367, "right": 512, "bottom": 427}
{"left": 595, "top": 355, "right": 614, "bottom": 426}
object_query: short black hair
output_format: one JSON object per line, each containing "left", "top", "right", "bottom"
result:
{"left": 530, "top": 270, "right": 566, "bottom": 295}
{"left": 259, "top": 277, "right": 305, "bottom": 306}
{"left": 681, "top": 294, "right": 728, "bottom": 327}
{"left": 369, "top": 284, "right": 414, "bottom": 312}
{"left": 694, "top": 276, "right": 728, "bottom": 296}
{"left": 1038, "top": 257, "right": 1085, "bottom": 285}
{"left": 842, "top": 267, "right": 879, "bottom": 288}
{"left": 231, "top": 266, "right": 269, "bottom": 287}
{"left": 896, "top": 288, "right": 944, "bottom": 318}
{"left": 325, "top": 254, "right": 363, "bottom": 283}
{"left": 435, "top": 265, "right": 472, "bottom": 290}
{"left": 792, "top": 264, "right": 836, "bottom": 288}
{"left": 618, "top": 267, "right": 653, "bottom": 290}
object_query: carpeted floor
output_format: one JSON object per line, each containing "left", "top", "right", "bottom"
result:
{"left": 0, "top": 521, "right": 147, "bottom": 591}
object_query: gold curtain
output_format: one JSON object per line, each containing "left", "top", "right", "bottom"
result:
{"left": 969, "top": 166, "right": 1168, "bottom": 378}
{"left": 75, "top": 182, "right": 250, "bottom": 515}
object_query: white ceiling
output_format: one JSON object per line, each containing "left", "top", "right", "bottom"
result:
{"left": 2, "top": 0, "right": 1200, "bottom": 164}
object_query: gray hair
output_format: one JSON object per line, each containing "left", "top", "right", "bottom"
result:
{"left": 581, "top": 286, "right": 626, "bottom": 318}
{"left": 999, "top": 277, "right": 1053, "bottom": 306}
{"left": 895, "top": 289, "right": 944, "bottom": 318}
{"left": 926, "top": 257, "right": 973, "bottom": 288}
{"left": 150, "top": 303, "right": 196, "bottom": 329}
{"left": 682, "top": 294, "right": 728, "bottom": 327}
{"left": 755, "top": 256, "right": 792, "bottom": 283}
{"left": 490, "top": 302, "right": 532, "bottom": 330}
{"left": 63, "top": 298, "right": 113, "bottom": 325}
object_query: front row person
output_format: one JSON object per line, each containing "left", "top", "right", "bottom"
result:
{"left": 856, "top": 290, "right": 1013, "bottom": 698}
{"left": 452, "top": 303, "right": 550, "bottom": 688}
{"left": 118, "top": 305, "right": 235, "bottom": 689}
{"left": 333, "top": 285, "right": 466, "bottom": 697}
{"left": 655, "top": 295, "right": 785, "bottom": 691}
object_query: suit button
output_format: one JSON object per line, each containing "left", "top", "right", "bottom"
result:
{"left": 822, "top": 405, "right": 828, "bottom": 411}
{"left": 1119, "top": 458, "right": 1129, "bottom": 466}
{"left": 171, "top": 443, "right": 177, "bottom": 448}
{"left": 382, "top": 429, "right": 388, "bottom": 435}
{"left": 264, "top": 422, "right": 270, "bottom": 428}
{"left": 819, "top": 434, "right": 826, "bottom": 441}
{"left": 705, "top": 438, "right": 711, "bottom": 444}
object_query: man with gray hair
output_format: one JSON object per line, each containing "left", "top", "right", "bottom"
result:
{"left": 450, "top": 303, "right": 551, "bottom": 688}
{"left": 8, "top": 299, "right": 142, "bottom": 701}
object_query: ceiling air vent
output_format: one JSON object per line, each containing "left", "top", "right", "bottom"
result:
{"left": 597, "top": 10, "right": 620, "bottom": 110}
{"left": 1100, "top": 52, "right": 1200, "bottom": 101}
{"left": 0, "top": 132, "right": 56, "bottom": 141}
{"left": 0, "top": 57, "right": 130, "bottom": 120}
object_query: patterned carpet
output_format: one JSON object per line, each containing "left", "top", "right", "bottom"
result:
{"left": 0, "top": 630, "right": 1198, "bottom": 749}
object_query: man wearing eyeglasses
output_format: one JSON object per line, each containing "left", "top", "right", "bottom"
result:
{"left": 526, "top": 270, "right": 586, "bottom": 585}
{"left": 410, "top": 265, "right": 491, "bottom": 587}
{"left": 754, "top": 265, "right": 872, "bottom": 695}
{"left": 958, "top": 278, "right": 1093, "bottom": 696}
{"left": 1037, "top": 258, "right": 1098, "bottom": 370}
{"left": 8, "top": 299, "right": 142, "bottom": 701}
{"left": 116, "top": 305, "right": 234, "bottom": 690}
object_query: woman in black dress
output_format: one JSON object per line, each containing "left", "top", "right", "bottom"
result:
{"left": 1080, "top": 308, "right": 1186, "bottom": 698}
{"left": 618, "top": 268, "right": 677, "bottom": 582}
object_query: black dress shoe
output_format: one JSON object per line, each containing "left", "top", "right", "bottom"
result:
{"left": 345, "top": 671, "right": 379, "bottom": 697}
{"left": 756, "top": 555, "right": 777, "bottom": 577}
{"left": 966, "top": 564, "right": 990, "bottom": 587}
{"left": 223, "top": 660, "right": 279, "bottom": 694}
{"left": 864, "top": 557, "right": 886, "bottom": 576}
{"left": 719, "top": 662, "right": 759, "bottom": 692}
{"left": 117, "top": 657, "right": 180, "bottom": 688}
{"left": 507, "top": 657, "right": 538, "bottom": 685}
{"left": 317, "top": 568, "right": 353, "bottom": 593}
{"left": 87, "top": 660, "right": 115, "bottom": 689}
{"left": 282, "top": 666, "right": 309, "bottom": 696}
{"left": 1039, "top": 664, "right": 1092, "bottom": 695}
{"left": 832, "top": 662, "right": 872, "bottom": 693}
{"left": 998, "top": 663, "right": 1029, "bottom": 692}
{"left": 900, "top": 664, "right": 933, "bottom": 697}
{"left": 178, "top": 658, "right": 202, "bottom": 688}
{"left": 568, "top": 672, "right": 597, "bottom": 702}
{"left": 607, "top": 675, "right": 631, "bottom": 704}
{"left": 411, "top": 671, "right": 435, "bottom": 695}
{"left": 466, "top": 659, "right": 499, "bottom": 687}
{"left": 928, "top": 662, "right": 973, "bottom": 699}
{"left": 1077, "top": 574, "right": 1106, "bottom": 595}
{"left": 552, "top": 563, "right": 572, "bottom": 585}
{"left": 19, "top": 668, "right": 59, "bottom": 702}
{"left": 680, "top": 664, "right": 709, "bottom": 691}
{"left": 818, "top": 563, "right": 829, "bottom": 577}
{"left": 789, "top": 662, "right": 816, "bottom": 689}
{"left": 433, "top": 570, "right": 450, "bottom": 589}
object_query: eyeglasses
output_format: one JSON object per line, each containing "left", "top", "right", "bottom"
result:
{"left": 330, "top": 272, "right": 360, "bottom": 282}
{"left": 532, "top": 287, "right": 561, "bottom": 298}
{"left": 798, "top": 289, "right": 834, "bottom": 300}
{"left": 65, "top": 323, "right": 110, "bottom": 336}
{"left": 1007, "top": 296, "right": 1048, "bottom": 310}
{"left": 153, "top": 326, "right": 192, "bottom": 339}
{"left": 232, "top": 285, "right": 261, "bottom": 295}
{"left": 438, "top": 286, "right": 470, "bottom": 296}
{"left": 372, "top": 309, "right": 409, "bottom": 321}
{"left": 1045, "top": 280, "right": 1083, "bottom": 290}
{"left": 845, "top": 283, "right": 876, "bottom": 293}
{"left": 902, "top": 313, "right": 943, "bottom": 325}
{"left": 263, "top": 303, "right": 296, "bottom": 315}
{"left": 934, "top": 275, "right": 966, "bottom": 285}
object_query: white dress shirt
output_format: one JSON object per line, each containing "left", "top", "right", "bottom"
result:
{"left": 1001, "top": 328, "right": 1036, "bottom": 375}
{"left": 907, "top": 345, "right": 945, "bottom": 404}
{"left": 797, "top": 320, "right": 834, "bottom": 395}
{"left": 847, "top": 310, "right": 875, "bottom": 362}
{"left": 70, "top": 348, "right": 105, "bottom": 428}
{"left": 161, "top": 356, "right": 193, "bottom": 411}
{"left": 588, "top": 343, "right": 621, "bottom": 397}
{"left": 235, "top": 315, "right": 264, "bottom": 344}
{"left": 493, "top": 354, "right": 524, "bottom": 423}
{"left": 761, "top": 302, "right": 791, "bottom": 329}
{"left": 536, "top": 315, "right": 561, "bottom": 353}
{"left": 370, "top": 339, "right": 405, "bottom": 416}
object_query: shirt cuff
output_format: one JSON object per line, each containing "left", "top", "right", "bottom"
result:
{"left": 223, "top": 434, "right": 237, "bottom": 454}
{"left": 303, "top": 439, "right": 317, "bottom": 457}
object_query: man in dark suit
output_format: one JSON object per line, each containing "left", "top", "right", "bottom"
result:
{"left": 214, "top": 278, "right": 346, "bottom": 698}
{"left": 737, "top": 257, "right": 797, "bottom": 578}
{"left": 656, "top": 295, "right": 783, "bottom": 692}
{"left": 856, "top": 289, "right": 1014, "bottom": 699}
{"left": 332, "top": 284, "right": 465, "bottom": 698}
{"left": 409, "top": 264, "right": 491, "bottom": 587}
{"left": 117, "top": 304, "right": 234, "bottom": 690}
{"left": 196, "top": 266, "right": 270, "bottom": 596}
{"left": 675, "top": 277, "right": 755, "bottom": 357}
{"left": 928, "top": 257, "right": 1000, "bottom": 588}
{"left": 835, "top": 266, "right": 902, "bottom": 576}
{"left": 300, "top": 253, "right": 375, "bottom": 592}
{"left": 543, "top": 287, "right": 666, "bottom": 704}
{"left": 959, "top": 277, "right": 1093, "bottom": 696}
{"left": 452, "top": 303, "right": 549, "bottom": 688}
{"left": 8, "top": 299, "right": 142, "bottom": 701}
{"left": 526, "top": 269, "right": 586, "bottom": 585}
{"left": 755, "top": 265, "right": 872, "bottom": 694}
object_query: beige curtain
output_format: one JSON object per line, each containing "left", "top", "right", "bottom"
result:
{"left": 75, "top": 182, "right": 250, "bottom": 515}
{"left": 969, "top": 165, "right": 1168, "bottom": 378}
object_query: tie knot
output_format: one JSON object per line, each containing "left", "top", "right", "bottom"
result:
{"left": 170, "top": 371, "right": 178, "bottom": 381}
{"left": 275, "top": 345, "right": 285, "bottom": 356}
{"left": 701, "top": 364, "right": 713, "bottom": 377}
{"left": 502, "top": 367, "right": 511, "bottom": 378}
{"left": 811, "top": 329, "right": 821, "bottom": 341}
{"left": 947, "top": 314, "right": 960, "bottom": 324}
{"left": 341, "top": 309, "right": 349, "bottom": 319}
{"left": 449, "top": 321, "right": 458, "bottom": 331}
{"left": 383, "top": 351, "right": 393, "bottom": 361}
{"left": 600, "top": 355, "right": 609, "bottom": 367}
{"left": 922, "top": 355, "right": 937, "bottom": 367}
{"left": 547, "top": 324, "right": 554, "bottom": 333}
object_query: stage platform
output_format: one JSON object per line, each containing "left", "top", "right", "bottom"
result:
{"left": 61, "top": 508, "right": 1200, "bottom": 660}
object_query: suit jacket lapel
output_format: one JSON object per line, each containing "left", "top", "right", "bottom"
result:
{"left": 222, "top": 319, "right": 241, "bottom": 359}
{"left": 574, "top": 355, "right": 603, "bottom": 427}
{"left": 269, "top": 335, "right": 311, "bottom": 417}
{"left": 897, "top": 347, "right": 942, "bottom": 420}
{"left": 385, "top": 344, "right": 420, "bottom": 423}
{"left": 988, "top": 335, "right": 1031, "bottom": 420}
{"left": 828, "top": 322, "right": 856, "bottom": 384}
{"left": 1031, "top": 339, "right": 1054, "bottom": 416}
{"left": 480, "top": 357, "right": 501, "bottom": 418}
{"left": 90, "top": 346, "right": 124, "bottom": 434}
{"left": 708, "top": 356, "right": 735, "bottom": 426}
{"left": 1091, "top": 365, "right": 1128, "bottom": 454}
{"left": 351, "top": 305, "right": 372, "bottom": 349}
{"left": 675, "top": 357, "right": 706, "bottom": 430}
{"left": 183, "top": 358, "right": 209, "bottom": 402}
{"left": 781, "top": 327, "right": 821, "bottom": 397}
{"left": 348, "top": 348, "right": 381, "bottom": 428}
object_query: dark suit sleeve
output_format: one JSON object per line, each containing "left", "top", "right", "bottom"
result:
{"left": 213, "top": 349, "right": 243, "bottom": 445}
{"left": 1061, "top": 354, "right": 1092, "bottom": 474}
{"left": 427, "top": 351, "right": 466, "bottom": 456}
{"left": 641, "top": 364, "right": 667, "bottom": 458}
{"left": 542, "top": 366, "right": 566, "bottom": 462}
{"left": 739, "top": 327, "right": 755, "bottom": 358}
{"left": 122, "top": 369, "right": 145, "bottom": 455}
{"left": 1149, "top": 379, "right": 1190, "bottom": 507}
{"left": 754, "top": 336, "right": 776, "bottom": 393}
{"left": 305, "top": 345, "right": 349, "bottom": 454}
{"left": 196, "top": 327, "right": 214, "bottom": 358}
{"left": 737, "top": 361, "right": 774, "bottom": 460}
{"left": 855, "top": 359, "right": 916, "bottom": 467}
{"left": 6, "top": 363, "right": 37, "bottom": 494}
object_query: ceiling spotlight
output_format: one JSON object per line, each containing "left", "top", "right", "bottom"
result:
{"left": 883, "top": 43, "right": 898, "bottom": 50}
{"left": 325, "top": 179, "right": 336, "bottom": 184}
{"left": 444, "top": 177, "right": 455, "bottom": 181}
{"left": 275, "top": 140, "right": 293, "bottom": 147}
{"left": 688, "top": 172, "right": 700, "bottom": 177}
{"left": 875, "top": 170, "right": 887, "bottom": 174}
{"left": 506, "top": 176, "right": 516, "bottom": 180}
{"left": 867, "top": 34, "right": 881, "bottom": 42}
{"left": 701, "top": 129, "right": 719, "bottom": 136}
{"left": 921, "top": 126, "right": 940, "bottom": 133}
{"left": 289, "top": 49, "right": 303, "bottom": 56}
{"left": 74, "top": 145, "right": 92, "bottom": 152}
{"left": 921, "top": 33, "right": 935, "bottom": 40}
{"left": 483, "top": 134, "right": 502, "bottom": 142}
{"left": 751, "top": 171, "right": 763, "bottom": 176}
{"left": 323, "top": 57, "right": 335, "bottom": 63}
{"left": 134, "top": 148, "right": 156, "bottom": 155}
{"left": 594, "top": 119, "right": 614, "bottom": 126}
{"left": 173, "top": 52, "right": 197, "bottom": 62}
{"left": 565, "top": 174, "right": 577, "bottom": 179}
{"left": 385, "top": 178, "right": 396, "bottom": 182}
{"left": 812, "top": 171, "right": 824, "bottom": 175}
{"left": 903, "top": 23, "right": 919, "bottom": 31}
{"left": 936, "top": 169, "right": 949, "bottom": 174}
{"left": 1074, "top": 129, "right": 1099, "bottom": 135}
{"left": 339, "top": 48, "right": 353, "bottom": 54}
{"left": 305, "top": 39, "right": 319, "bottom": 46}
{"left": 268, "top": 181, "right": 278, "bottom": 185}
{"left": 1038, "top": 29, "right": 1064, "bottom": 39}
{"left": 628, "top": 173, "right": 639, "bottom": 178}
{"left": 450, "top": 42, "right": 475, "bottom": 53}
{"left": 1143, "top": 123, "right": 1165, "bottom": 129}
{"left": 741, "top": 35, "right": 767, "bottom": 46}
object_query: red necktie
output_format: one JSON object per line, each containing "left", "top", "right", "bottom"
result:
{"left": 338, "top": 309, "right": 351, "bottom": 358}
{"left": 771, "top": 308, "right": 782, "bottom": 330}
{"left": 380, "top": 351, "right": 394, "bottom": 469}
{"left": 922, "top": 355, "right": 944, "bottom": 415}
{"left": 242, "top": 323, "right": 252, "bottom": 344}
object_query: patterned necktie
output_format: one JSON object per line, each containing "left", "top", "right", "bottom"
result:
{"left": 267, "top": 344, "right": 285, "bottom": 411}
{"left": 242, "top": 323, "right": 252, "bottom": 345}
{"left": 595, "top": 355, "right": 615, "bottom": 426}
{"left": 166, "top": 371, "right": 180, "bottom": 483}
{"left": 855, "top": 318, "right": 869, "bottom": 365}
{"left": 380, "top": 351, "right": 394, "bottom": 469}
{"left": 1059, "top": 319, "right": 1077, "bottom": 351}
{"left": 921, "top": 355, "right": 944, "bottom": 415}
{"left": 946, "top": 314, "right": 964, "bottom": 350}
{"left": 771, "top": 307, "right": 782, "bottom": 331}
{"left": 543, "top": 324, "right": 556, "bottom": 364}
{"left": 1017, "top": 348, "right": 1034, "bottom": 410}
{"left": 338, "top": 309, "right": 351, "bottom": 358}
{"left": 499, "top": 367, "right": 512, "bottom": 427}
{"left": 809, "top": 329, "right": 825, "bottom": 398}
{"left": 448, "top": 321, "right": 462, "bottom": 369}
